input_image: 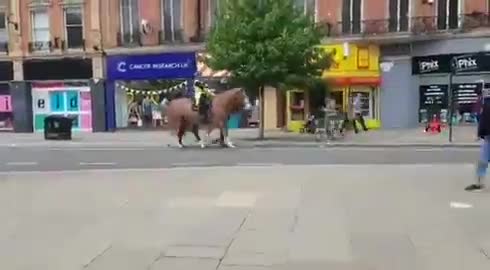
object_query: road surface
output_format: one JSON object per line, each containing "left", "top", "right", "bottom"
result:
{"left": 0, "top": 146, "right": 481, "bottom": 172}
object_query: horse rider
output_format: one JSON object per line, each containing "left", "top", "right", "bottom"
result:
{"left": 192, "top": 80, "right": 215, "bottom": 111}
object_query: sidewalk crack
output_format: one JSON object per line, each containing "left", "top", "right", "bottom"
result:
{"left": 82, "top": 244, "right": 112, "bottom": 268}
{"left": 215, "top": 211, "right": 250, "bottom": 270}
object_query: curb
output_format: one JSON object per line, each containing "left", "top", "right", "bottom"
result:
{"left": 0, "top": 142, "right": 479, "bottom": 149}
{"left": 247, "top": 143, "right": 480, "bottom": 148}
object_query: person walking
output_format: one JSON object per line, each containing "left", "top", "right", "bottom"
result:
{"left": 352, "top": 93, "right": 368, "bottom": 133}
{"left": 466, "top": 97, "right": 490, "bottom": 192}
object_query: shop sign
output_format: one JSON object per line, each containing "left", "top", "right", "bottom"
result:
{"left": 451, "top": 83, "right": 480, "bottom": 105}
{"left": 0, "top": 95, "right": 11, "bottom": 112}
{"left": 412, "top": 55, "right": 452, "bottom": 74}
{"left": 413, "top": 52, "right": 490, "bottom": 75}
{"left": 419, "top": 85, "right": 448, "bottom": 108}
{"left": 450, "top": 52, "right": 490, "bottom": 74}
{"left": 107, "top": 52, "right": 197, "bottom": 80}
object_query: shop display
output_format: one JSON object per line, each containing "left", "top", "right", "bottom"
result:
{"left": 419, "top": 85, "right": 448, "bottom": 123}
{"left": 31, "top": 85, "right": 92, "bottom": 132}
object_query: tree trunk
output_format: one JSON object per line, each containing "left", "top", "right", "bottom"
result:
{"left": 258, "top": 85, "right": 265, "bottom": 139}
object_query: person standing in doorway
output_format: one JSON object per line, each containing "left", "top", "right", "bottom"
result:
{"left": 466, "top": 98, "right": 490, "bottom": 192}
{"left": 142, "top": 95, "right": 153, "bottom": 127}
{"left": 352, "top": 93, "right": 368, "bottom": 133}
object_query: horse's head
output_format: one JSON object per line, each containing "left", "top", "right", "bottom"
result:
{"left": 228, "top": 88, "right": 252, "bottom": 113}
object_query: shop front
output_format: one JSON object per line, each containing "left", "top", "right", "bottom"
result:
{"left": 105, "top": 52, "right": 197, "bottom": 131}
{"left": 12, "top": 58, "right": 102, "bottom": 133}
{"left": 412, "top": 52, "right": 490, "bottom": 126}
{"left": 321, "top": 43, "right": 382, "bottom": 130}
{"left": 0, "top": 61, "right": 13, "bottom": 131}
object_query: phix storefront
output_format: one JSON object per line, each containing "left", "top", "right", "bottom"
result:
{"left": 413, "top": 52, "right": 490, "bottom": 125}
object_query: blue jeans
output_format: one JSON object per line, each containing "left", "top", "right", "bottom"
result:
{"left": 476, "top": 136, "right": 490, "bottom": 177}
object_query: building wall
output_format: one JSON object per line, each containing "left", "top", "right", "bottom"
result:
{"left": 380, "top": 57, "right": 418, "bottom": 129}
{"left": 412, "top": 37, "right": 490, "bottom": 56}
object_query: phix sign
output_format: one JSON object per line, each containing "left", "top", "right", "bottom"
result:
{"left": 451, "top": 54, "right": 479, "bottom": 73}
{"left": 419, "top": 60, "right": 439, "bottom": 73}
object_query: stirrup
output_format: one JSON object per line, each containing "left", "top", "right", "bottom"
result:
{"left": 191, "top": 104, "right": 199, "bottom": 111}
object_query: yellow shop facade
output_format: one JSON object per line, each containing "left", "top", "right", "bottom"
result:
{"left": 321, "top": 43, "right": 382, "bottom": 129}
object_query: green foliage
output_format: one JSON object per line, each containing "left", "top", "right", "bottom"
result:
{"left": 205, "top": 0, "right": 331, "bottom": 93}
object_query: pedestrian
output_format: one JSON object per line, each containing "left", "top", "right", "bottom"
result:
{"left": 466, "top": 98, "right": 490, "bottom": 192}
{"left": 352, "top": 93, "right": 368, "bottom": 133}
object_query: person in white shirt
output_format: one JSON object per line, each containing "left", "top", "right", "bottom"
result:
{"left": 352, "top": 93, "right": 368, "bottom": 133}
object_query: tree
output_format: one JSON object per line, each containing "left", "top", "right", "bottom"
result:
{"left": 206, "top": 0, "right": 331, "bottom": 139}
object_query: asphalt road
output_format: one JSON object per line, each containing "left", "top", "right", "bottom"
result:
{"left": 0, "top": 146, "right": 480, "bottom": 172}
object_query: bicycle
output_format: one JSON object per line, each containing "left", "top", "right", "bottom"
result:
{"left": 314, "top": 110, "right": 345, "bottom": 142}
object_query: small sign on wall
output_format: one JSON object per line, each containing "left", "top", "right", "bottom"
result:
{"left": 0, "top": 95, "right": 11, "bottom": 112}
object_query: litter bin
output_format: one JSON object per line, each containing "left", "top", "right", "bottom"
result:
{"left": 227, "top": 112, "right": 242, "bottom": 129}
{"left": 44, "top": 115, "right": 74, "bottom": 140}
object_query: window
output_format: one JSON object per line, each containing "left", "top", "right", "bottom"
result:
{"left": 437, "top": 0, "right": 460, "bottom": 30}
{"left": 209, "top": 0, "right": 225, "bottom": 28}
{"left": 389, "top": 0, "right": 409, "bottom": 32}
{"left": 65, "top": 7, "right": 84, "bottom": 49}
{"left": 120, "top": 0, "right": 139, "bottom": 45}
{"left": 341, "top": 0, "right": 362, "bottom": 34}
{"left": 162, "top": 0, "right": 183, "bottom": 42}
{"left": 31, "top": 9, "right": 50, "bottom": 51}
{"left": 0, "top": 11, "right": 7, "bottom": 52}
{"left": 295, "top": 0, "right": 316, "bottom": 18}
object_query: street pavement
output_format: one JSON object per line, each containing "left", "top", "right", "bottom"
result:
{"left": 0, "top": 126, "right": 481, "bottom": 148}
{"left": 0, "top": 146, "right": 481, "bottom": 172}
{"left": 1, "top": 164, "right": 490, "bottom": 269}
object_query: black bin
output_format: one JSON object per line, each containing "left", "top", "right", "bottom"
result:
{"left": 44, "top": 115, "right": 74, "bottom": 140}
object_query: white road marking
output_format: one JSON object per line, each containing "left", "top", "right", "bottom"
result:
{"left": 79, "top": 162, "right": 117, "bottom": 166}
{"left": 235, "top": 162, "right": 283, "bottom": 167}
{"left": 450, "top": 201, "right": 474, "bottom": 209}
{"left": 171, "top": 162, "right": 216, "bottom": 167}
{"left": 5, "top": 161, "right": 38, "bottom": 166}
{"left": 50, "top": 148, "right": 148, "bottom": 151}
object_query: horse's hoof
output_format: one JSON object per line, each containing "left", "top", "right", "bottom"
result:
{"left": 226, "top": 142, "right": 236, "bottom": 148}
{"left": 178, "top": 144, "right": 184, "bottom": 149}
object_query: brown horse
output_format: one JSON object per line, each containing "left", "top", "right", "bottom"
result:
{"left": 204, "top": 88, "right": 251, "bottom": 148}
{"left": 166, "top": 88, "right": 250, "bottom": 148}
{"left": 165, "top": 97, "right": 205, "bottom": 148}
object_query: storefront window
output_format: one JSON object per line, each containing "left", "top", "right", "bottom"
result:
{"left": 419, "top": 83, "right": 480, "bottom": 124}
{"left": 349, "top": 90, "right": 373, "bottom": 118}
{"left": 115, "top": 80, "right": 187, "bottom": 129}
{"left": 0, "top": 83, "right": 13, "bottom": 131}
{"left": 31, "top": 82, "right": 92, "bottom": 132}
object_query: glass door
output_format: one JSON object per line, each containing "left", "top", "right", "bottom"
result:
{"left": 349, "top": 88, "right": 374, "bottom": 118}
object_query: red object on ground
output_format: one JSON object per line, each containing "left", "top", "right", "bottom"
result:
{"left": 427, "top": 118, "right": 442, "bottom": 134}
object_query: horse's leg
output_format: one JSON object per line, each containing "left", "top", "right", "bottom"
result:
{"left": 219, "top": 128, "right": 226, "bottom": 147}
{"left": 192, "top": 124, "right": 205, "bottom": 148}
{"left": 220, "top": 121, "right": 235, "bottom": 148}
{"left": 177, "top": 127, "right": 185, "bottom": 148}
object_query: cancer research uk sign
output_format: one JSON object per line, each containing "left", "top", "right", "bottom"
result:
{"left": 107, "top": 52, "right": 197, "bottom": 80}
